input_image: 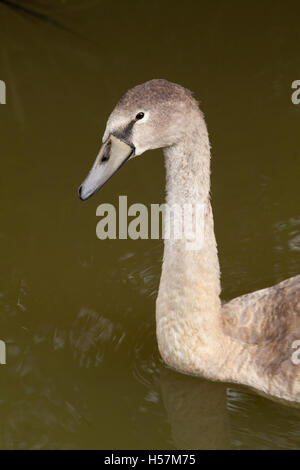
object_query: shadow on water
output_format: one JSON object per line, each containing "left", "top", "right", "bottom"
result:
{"left": 0, "top": 0, "right": 101, "bottom": 43}
{"left": 0, "top": 0, "right": 300, "bottom": 449}
{"left": 1, "top": 0, "right": 70, "bottom": 30}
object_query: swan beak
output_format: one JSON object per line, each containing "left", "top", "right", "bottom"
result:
{"left": 78, "top": 135, "right": 134, "bottom": 201}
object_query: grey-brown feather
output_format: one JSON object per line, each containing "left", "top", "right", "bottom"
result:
{"left": 222, "top": 275, "right": 300, "bottom": 393}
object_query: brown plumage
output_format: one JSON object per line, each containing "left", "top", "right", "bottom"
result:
{"left": 222, "top": 275, "right": 300, "bottom": 399}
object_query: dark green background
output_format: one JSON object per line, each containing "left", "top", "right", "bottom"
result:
{"left": 0, "top": 0, "right": 299, "bottom": 449}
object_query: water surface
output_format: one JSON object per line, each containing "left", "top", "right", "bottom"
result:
{"left": 0, "top": 0, "right": 300, "bottom": 449}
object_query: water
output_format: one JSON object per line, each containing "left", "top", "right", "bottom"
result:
{"left": 0, "top": 0, "right": 299, "bottom": 449}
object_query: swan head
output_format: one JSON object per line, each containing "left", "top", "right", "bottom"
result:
{"left": 79, "top": 79, "right": 200, "bottom": 201}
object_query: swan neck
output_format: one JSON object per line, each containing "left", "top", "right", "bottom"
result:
{"left": 163, "top": 123, "right": 211, "bottom": 205}
{"left": 156, "top": 121, "right": 224, "bottom": 377}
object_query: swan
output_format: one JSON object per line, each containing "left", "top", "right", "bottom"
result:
{"left": 78, "top": 79, "right": 300, "bottom": 403}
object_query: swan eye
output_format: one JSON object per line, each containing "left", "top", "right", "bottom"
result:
{"left": 135, "top": 112, "right": 144, "bottom": 120}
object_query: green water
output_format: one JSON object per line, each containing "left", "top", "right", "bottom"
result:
{"left": 0, "top": 0, "right": 299, "bottom": 449}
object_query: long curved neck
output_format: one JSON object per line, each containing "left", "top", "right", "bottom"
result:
{"left": 156, "top": 116, "right": 226, "bottom": 379}
{"left": 154, "top": 110, "right": 299, "bottom": 401}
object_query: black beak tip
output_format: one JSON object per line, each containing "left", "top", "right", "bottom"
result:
{"left": 78, "top": 185, "right": 84, "bottom": 201}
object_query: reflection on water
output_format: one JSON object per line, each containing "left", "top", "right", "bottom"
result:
{"left": 2, "top": 278, "right": 300, "bottom": 449}
{"left": 227, "top": 388, "right": 300, "bottom": 450}
{"left": 160, "top": 369, "right": 230, "bottom": 450}
{"left": 69, "top": 309, "right": 115, "bottom": 367}
{"left": 0, "top": 0, "right": 300, "bottom": 449}
{"left": 273, "top": 217, "right": 300, "bottom": 253}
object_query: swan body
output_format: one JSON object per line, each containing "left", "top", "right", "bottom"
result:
{"left": 79, "top": 79, "right": 300, "bottom": 403}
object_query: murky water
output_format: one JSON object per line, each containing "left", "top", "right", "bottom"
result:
{"left": 0, "top": 0, "right": 300, "bottom": 449}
